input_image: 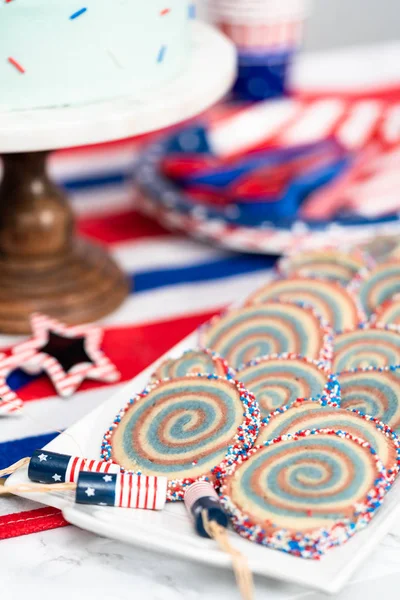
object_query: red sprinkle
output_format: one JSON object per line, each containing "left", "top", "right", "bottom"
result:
{"left": 8, "top": 57, "right": 25, "bottom": 73}
{"left": 160, "top": 8, "right": 171, "bottom": 16}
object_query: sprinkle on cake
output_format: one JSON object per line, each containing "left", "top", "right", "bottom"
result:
{"left": 102, "top": 373, "right": 260, "bottom": 501}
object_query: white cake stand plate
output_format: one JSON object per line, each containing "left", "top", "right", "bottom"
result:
{"left": 0, "top": 23, "right": 236, "bottom": 333}
{"left": 0, "top": 23, "right": 236, "bottom": 153}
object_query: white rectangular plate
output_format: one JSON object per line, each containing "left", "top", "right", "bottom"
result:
{"left": 7, "top": 331, "right": 400, "bottom": 595}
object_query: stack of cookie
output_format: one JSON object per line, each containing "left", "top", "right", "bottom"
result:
{"left": 101, "top": 242, "right": 400, "bottom": 559}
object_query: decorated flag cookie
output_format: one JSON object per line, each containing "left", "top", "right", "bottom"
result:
{"left": 219, "top": 429, "right": 388, "bottom": 559}
{"left": 338, "top": 366, "right": 400, "bottom": 436}
{"left": 151, "top": 349, "right": 233, "bottom": 383}
{"left": 373, "top": 295, "right": 400, "bottom": 328}
{"left": 257, "top": 398, "right": 399, "bottom": 482}
{"left": 277, "top": 249, "right": 368, "bottom": 286}
{"left": 101, "top": 374, "right": 260, "bottom": 501}
{"left": 333, "top": 324, "right": 400, "bottom": 372}
{"left": 358, "top": 261, "right": 400, "bottom": 317}
{"left": 200, "top": 301, "right": 333, "bottom": 370}
{"left": 237, "top": 355, "right": 339, "bottom": 421}
{"left": 245, "top": 277, "right": 365, "bottom": 333}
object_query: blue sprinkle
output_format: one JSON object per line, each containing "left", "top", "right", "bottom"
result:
{"left": 157, "top": 45, "right": 167, "bottom": 63}
{"left": 188, "top": 4, "right": 196, "bottom": 19}
{"left": 70, "top": 7, "right": 87, "bottom": 20}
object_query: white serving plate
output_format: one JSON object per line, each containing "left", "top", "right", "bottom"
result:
{"left": 6, "top": 324, "right": 400, "bottom": 595}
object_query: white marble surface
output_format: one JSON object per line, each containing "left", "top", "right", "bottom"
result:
{"left": 2, "top": 517, "right": 400, "bottom": 600}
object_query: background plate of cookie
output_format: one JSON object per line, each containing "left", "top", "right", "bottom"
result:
{"left": 6, "top": 326, "right": 400, "bottom": 596}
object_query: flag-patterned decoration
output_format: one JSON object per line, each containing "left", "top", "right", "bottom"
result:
{"left": 12, "top": 313, "right": 121, "bottom": 398}
{"left": 75, "top": 471, "right": 168, "bottom": 511}
{"left": 28, "top": 449, "right": 120, "bottom": 484}
{"left": 1, "top": 49, "right": 400, "bottom": 539}
{"left": 184, "top": 480, "right": 229, "bottom": 538}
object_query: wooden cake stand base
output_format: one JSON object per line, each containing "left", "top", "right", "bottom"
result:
{"left": 0, "top": 152, "right": 129, "bottom": 333}
{"left": 0, "top": 23, "right": 236, "bottom": 332}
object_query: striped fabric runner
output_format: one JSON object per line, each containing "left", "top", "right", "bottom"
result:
{"left": 1, "top": 72, "right": 400, "bottom": 539}
{"left": 0, "top": 131, "right": 278, "bottom": 539}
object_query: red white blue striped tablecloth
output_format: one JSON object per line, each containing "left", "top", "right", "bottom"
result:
{"left": 0, "top": 135, "right": 278, "bottom": 539}
{"left": 1, "top": 42, "right": 400, "bottom": 539}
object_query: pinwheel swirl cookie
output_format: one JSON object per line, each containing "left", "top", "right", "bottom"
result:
{"left": 257, "top": 398, "right": 399, "bottom": 482}
{"left": 151, "top": 349, "right": 234, "bottom": 383}
{"left": 219, "top": 429, "right": 387, "bottom": 559}
{"left": 388, "top": 243, "right": 400, "bottom": 261}
{"left": 360, "top": 236, "right": 400, "bottom": 263}
{"left": 101, "top": 374, "right": 260, "bottom": 500}
{"left": 278, "top": 249, "right": 368, "bottom": 286}
{"left": 245, "top": 277, "right": 365, "bottom": 333}
{"left": 373, "top": 296, "right": 400, "bottom": 328}
{"left": 338, "top": 366, "right": 400, "bottom": 436}
{"left": 358, "top": 261, "right": 400, "bottom": 317}
{"left": 237, "top": 355, "right": 339, "bottom": 421}
{"left": 333, "top": 324, "right": 400, "bottom": 372}
{"left": 200, "top": 301, "right": 333, "bottom": 370}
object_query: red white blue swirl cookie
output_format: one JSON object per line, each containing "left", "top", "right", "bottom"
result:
{"left": 219, "top": 429, "right": 387, "bottom": 559}
{"left": 373, "top": 295, "right": 400, "bottom": 328}
{"left": 151, "top": 349, "right": 234, "bottom": 383}
{"left": 257, "top": 398, "right": 399, "bottom": 482}
{"left": 388, "top": 244, "right": 400, "bottom": 261}
{"left": 237, "top": 355, "right": 339, "bottom": 421}
{"left": 278, "top": 249, "right": 368, "bottom": 286}
{"left": 333, "top": 324, "right": 400, "bottom": 372}
{"left": 101, "top": 374, "right": 260, "bottom": 501}
{"left": 358, "top": 261, "right": 400, "bottom": 317}
{"left": 245, "top": 277, "right": 365, "bottom": 333}
{"left": 338, "top": 366, "right": 400, "bottom": 436}
{"left": 200, "top": 301, "right": 333, "bottom": 370}
{"left": 360, "top": 236, "right": 400, "bottom": 263}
